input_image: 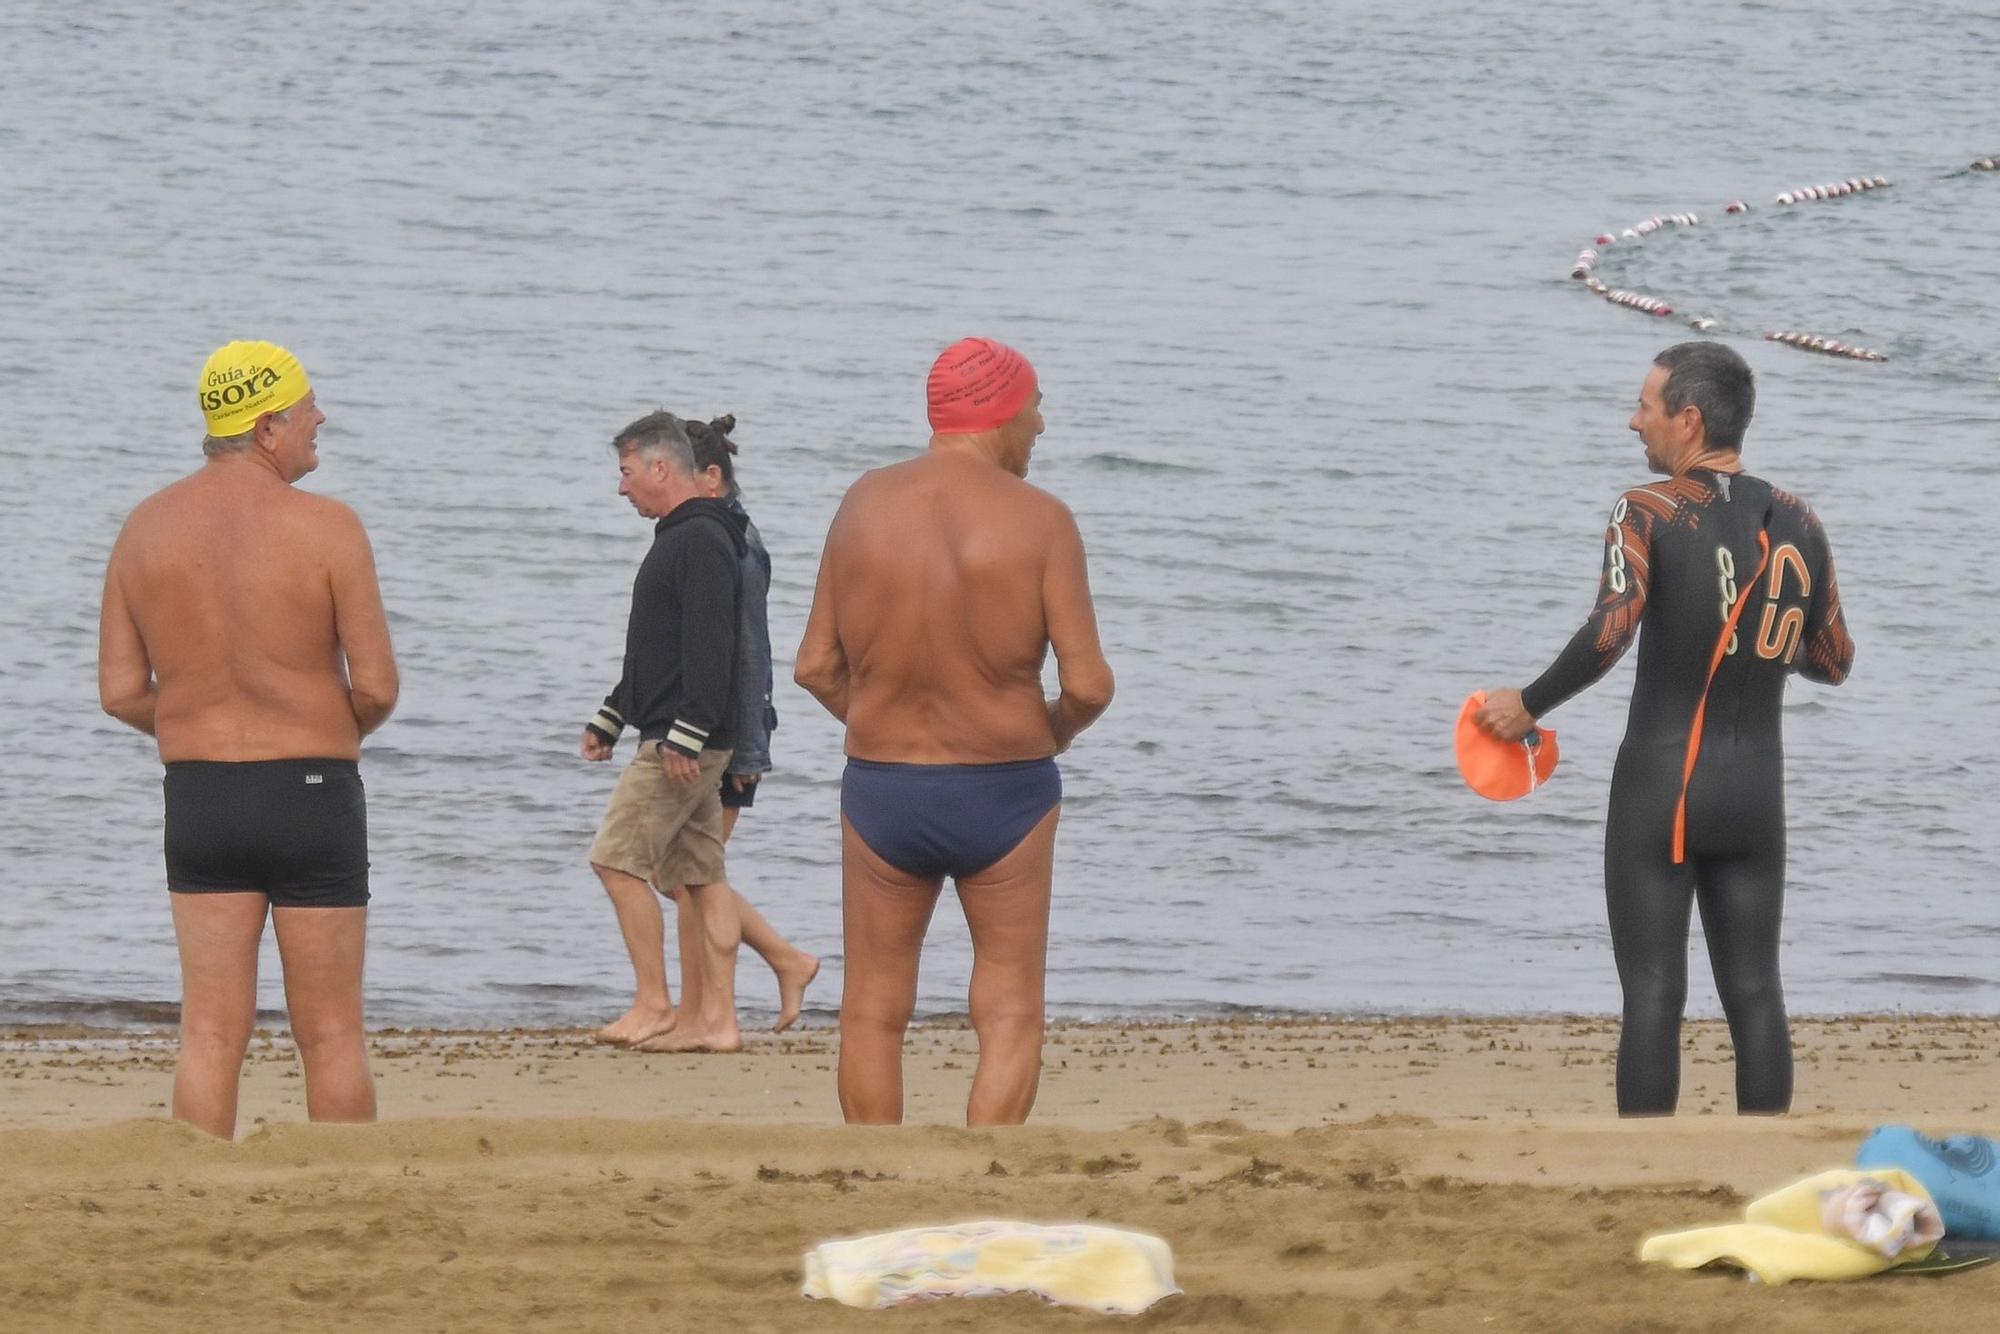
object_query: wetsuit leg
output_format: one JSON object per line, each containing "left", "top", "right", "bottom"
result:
{"left": 1687, "top": 747, "right": 1791, "bottom": 1114}
{"left": 1604, "top": 745, "right": 1696, "bottom": 1115}
{"left": 1693, "top": 853, "right": 1791, "bottom": 1112}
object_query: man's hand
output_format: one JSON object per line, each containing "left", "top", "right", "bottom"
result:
{"left": 1046, "top": 698, "right": 1074, "bottom": 754}
{"left": 1474, "top": 688, "right": 1537, "bottom": 743}
{"left": 581, "top": 728, "right": 612, "bottom": 761}
{"left": 727, "top": 772, "right": 760, "bottom": 793}
{"left": 662, "top": 747, "right": 702, "bottom": 784}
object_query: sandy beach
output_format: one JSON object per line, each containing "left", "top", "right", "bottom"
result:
{"left": 4, "top": 1016, "right": 1996, "bottom": 1331}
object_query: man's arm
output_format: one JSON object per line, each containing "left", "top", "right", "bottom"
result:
{"left": 794, "top": 515, "right": 851, "bottom": 724}
{"left": 1042, "top": 503, "right": 1114, "bottom": 751}
{"left": 1797, "top": 508, "right": 1854, "bottom": 686}
{"left": 97, "top": 534, "right": 158, "bottom": 736}
{"left": 585, "top": 627, "right": 636, "bottom": 754}
{"left": 583, "top": 692, "right": 624, "bottom": 758}
{"left": 1479, "top": 491, "right": 1654, "bottom": 740}
{"left": 327, "top": 502, "right": 398, "bottom": 737}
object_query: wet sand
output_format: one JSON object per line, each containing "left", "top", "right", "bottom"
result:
{"left": 3, "top": 1016, "right": 1996, "bottom": 1331}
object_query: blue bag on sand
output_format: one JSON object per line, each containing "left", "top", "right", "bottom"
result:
{"left": 1856, "top": 1125, "right": 2000, "bottom": 1240}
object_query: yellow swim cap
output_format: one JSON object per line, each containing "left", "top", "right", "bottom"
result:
{"left": 197, "top": 340, "right": 311, "bottom": 437}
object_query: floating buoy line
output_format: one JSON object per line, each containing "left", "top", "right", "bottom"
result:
{"left": 1568, "top": 158, "right": 1997, "bottom": 363}
{"left": 1765, "top": 330, "right": 1888, "bottom": 362}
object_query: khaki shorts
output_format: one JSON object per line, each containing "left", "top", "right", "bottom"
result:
{"left": 588, "top": 741, "right": 733, "bottom": 889}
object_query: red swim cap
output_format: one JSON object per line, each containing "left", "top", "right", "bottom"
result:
{"left": 926, "top": 336, "right": 1038, "bottom": 433}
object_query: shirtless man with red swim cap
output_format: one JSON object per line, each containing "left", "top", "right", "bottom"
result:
{"left": 795, "top": 336, "right": 1115, "bottom": 1126}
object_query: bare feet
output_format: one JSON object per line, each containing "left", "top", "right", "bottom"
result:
{"left": 632, "top": 1022, "right": 742, "bottom": 1054}
{"left": 774, "top": 953, "right": 821, "bottom": 1033}
{"left": 595, "top": 1003, "right": 677, "bottom": 1046}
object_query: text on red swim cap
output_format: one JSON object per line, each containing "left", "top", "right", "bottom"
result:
{"left": 927, "top": 336, "right": 1038, "bottom": 433}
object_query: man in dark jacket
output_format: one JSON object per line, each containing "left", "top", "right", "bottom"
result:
{"left": 580, "top": 410, "right": 746, "bottom": 1050}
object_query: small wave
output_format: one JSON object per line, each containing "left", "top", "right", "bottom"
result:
{"left": 486, "top": 981, "right": 608, "bottom": 998}
{"left": 1071, "top": 452, "right": 1211, "bottom": 475}
{"left": 1857, "top": 971, "right": 1983, "bottom": 992}
{"left": 0, "top": 997, "right": 196, "bottom": 1029}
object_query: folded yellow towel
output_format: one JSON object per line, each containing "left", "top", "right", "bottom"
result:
{"left": 801, "top": 1220, "right": 1180, "bottom": 1313}
{"left": 1640, "top": 1168, "right": 1944, "bottom": 1285}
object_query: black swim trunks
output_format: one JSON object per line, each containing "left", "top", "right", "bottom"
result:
{"left": 720, "top": 772, "right": 758, "bottom": 810}
{"left": 163, "top": 758, "right": 370, "bottom": 907}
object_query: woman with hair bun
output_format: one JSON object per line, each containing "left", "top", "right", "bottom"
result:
{"left": 641, "top": 415, "right": 818, "bottom": 1048}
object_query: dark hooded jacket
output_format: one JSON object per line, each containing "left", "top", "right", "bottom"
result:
{"left": 586, "top": 497, "right": 746, "bottom": 758}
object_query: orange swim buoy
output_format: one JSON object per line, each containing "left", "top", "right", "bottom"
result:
{"left": 1455, "top": 691, "right": 1559, "bottom": 801}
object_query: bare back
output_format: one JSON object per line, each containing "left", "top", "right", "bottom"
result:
{"left": 806, "top": 452, "right": 1105, "bottom": 763}
{"left": 99, "top": 461, "right": 395, "bottom": 762}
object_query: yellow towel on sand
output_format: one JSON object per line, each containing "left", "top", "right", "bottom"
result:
{"left": 1641, "top": 1168, "right": 1944, "bottom": 1285}
{"left": 801, "top": 1220, "right": 1180, "bottom": 1313}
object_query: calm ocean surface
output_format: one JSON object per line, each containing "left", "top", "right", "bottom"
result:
{"left": 2, "top": 0, "right": 1996, "bottom": 1028}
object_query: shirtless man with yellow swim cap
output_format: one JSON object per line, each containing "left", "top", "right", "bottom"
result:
{"left": 98, "top": 340, "right": 398, "bottom": 1140}
{"left": 795, "top": 337, "right": 1116, "bottom": 1126}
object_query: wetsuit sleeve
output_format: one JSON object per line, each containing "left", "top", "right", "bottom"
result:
{"left": 664, "top": 531, "right": 740, "bottom": 759}
{"left": 1797, "top": 507, "right": 1854, "bottom": 686}
{"left": 1520, "top": 491, "right": 1655, "bottom": 720}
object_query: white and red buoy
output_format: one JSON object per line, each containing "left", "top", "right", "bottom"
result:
{"left": 1765, "top": 330, "right": 1887, "bottom": 362}
{"left": 1776, "top": 175, "right": 1888, "bottom": 204}
{"left": 1606, "top": 288, "right": 1674, "bottom": 316}
{"left": 1568, "top": 169, "right": 1905, "bottom": 360}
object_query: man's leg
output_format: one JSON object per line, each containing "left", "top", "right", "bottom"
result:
{"left": 838, "top": 817, "right": 944, "bottom": 1123}
{"left": 665, "top": 884, "right": 704, "bottom": 1030}
{"left": 689, "top": 881, "right": 743, "bottom": 1047}
{"left": 641, "top": 882, "right": 743, "bottom": 1051}
{"left": 169, "top": 891, "right": 268, "bottom": 1139}
{"left": 1604, "top": 757, "right": 1701, "bottom": 1117}
{"left": 1696, "top": 853, "right": 1792, "bottom": 1114}
{"left": 956, "top": 806, "right": 1059, "bottom": 1126}
{"left": 272, "top": 905, "right": 376, "bottom": 1123}
{"left": 1606, "top": 850, "right": 1697, "bottom": 1116}
{"left": 591, "top": 862, "right": 677, "bottom": 1044}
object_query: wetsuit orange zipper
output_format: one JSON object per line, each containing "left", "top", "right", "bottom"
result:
{"left": 1673, "top": 530, "right": 1770, "bottom": 864}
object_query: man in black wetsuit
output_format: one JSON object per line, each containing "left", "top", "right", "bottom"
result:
{"left": 1477, "top": 342, "right": 1854, "bottom": 1116}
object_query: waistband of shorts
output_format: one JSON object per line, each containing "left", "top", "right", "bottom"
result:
{"left": 164, "top": 757, "right": 361, "bottom": 776}
{"left": 844, "top": 756, "right": 1057, "bottom": 777}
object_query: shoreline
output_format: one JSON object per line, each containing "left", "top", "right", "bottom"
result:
{"left": 15, "top": 1008, "right": 2000, "bottom": 1048}
{"left": 6, "top": 1013, "right": 1996, "bottom": 1132}
{"left": 4, "top": 1015, "right": 1996, "bottom": 1330}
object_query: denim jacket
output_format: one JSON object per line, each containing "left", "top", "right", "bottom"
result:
{"left": 727, "top": 496, "right": 776, "bottom": 775}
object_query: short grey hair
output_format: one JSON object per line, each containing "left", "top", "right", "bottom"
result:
{"left": 1653, "top": 341, "right": 1756, "bottom": 452}
{"left": 200, "top": 402, "right": 293, "bottom": 457}
{"left": 610, "top": 409, "right": 696, "bottom": 474}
